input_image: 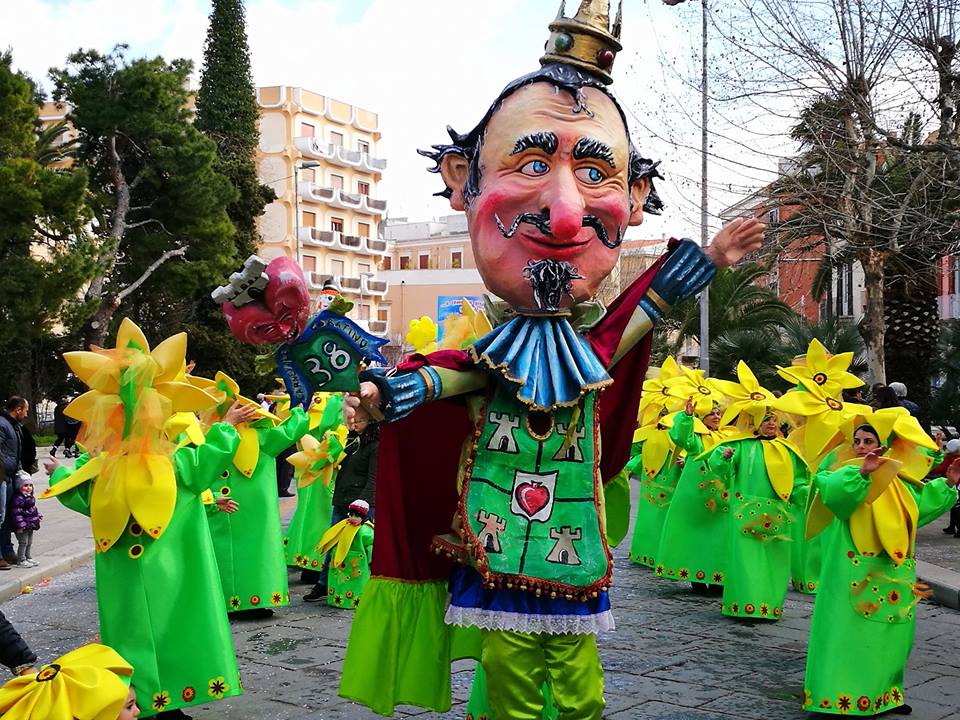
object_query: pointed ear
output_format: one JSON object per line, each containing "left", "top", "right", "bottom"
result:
{"left": 440, "top": 153, "right": 471, "bottom": 211}
{"left": 628, "top": 178, "right": 651, "bottom": 226}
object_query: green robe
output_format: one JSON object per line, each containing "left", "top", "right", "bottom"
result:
{"left": 790, "top": 453, "right": 829, "bottom": 594}
{"left": 710, "top": 437, "right": 806, "bottom": 620}
{"left": 49, "top": 423, "right": 242, "bottom": 718}
{"left": 802, "top": 467, "right": 957, "bottom": 716}
{"left": 628, "top": 429, "right": 682, "bottom": 570}
{"left": 284, "top": 407, "right": 343, "bottom": 571}
{"left": 208, "top": 409, "right": 309, "bottom": 612}
{"left": 655, "top": 413, "right": 729, "bottom": 585}
{"left": 326, "top": 521, "right": 374, "bottom": 608}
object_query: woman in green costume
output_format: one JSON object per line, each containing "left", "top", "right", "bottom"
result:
{"left": 656, "top": 399, "right": 735, "bottom": 589}
{"left": 802, "top": 421, "right": 959, "bottom": 716}
{"left": 194, "top": 372, "right": 310, "bottom": 617}
{"left": 790, "top": 464, "right": 822, "bottom": 595}
{"left": 283, "top": 393, "right": 346, "bottom": 581}
{"left": 40, "top": 319, "right": 254, "bottom": 719}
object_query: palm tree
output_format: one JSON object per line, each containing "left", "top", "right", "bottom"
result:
{"left": 779, "top": 316, "right": 867, "bottom": 376}
{"left": 661, "top": 262, "right": 797, "bottom": 356}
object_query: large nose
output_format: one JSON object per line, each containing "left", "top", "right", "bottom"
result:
{"left": 541, "top": 168, "right": 584, "bottom": 242}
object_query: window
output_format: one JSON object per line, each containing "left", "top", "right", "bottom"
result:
{"left": 399, "top": 255, "right": 411, "bottom": 270}
{"left": 358, "top": 222, "right": 370, "bottom": 237}
{"left": 301, "top": 167, "right": 315, "bottom": 183}
{"left": 377, "top": 307, "right": 390, "bottom": 322}
{"left": 767, "top": 207, "right": 780, "bottom": 224}
{"left": 300, "top": 122, "right": 315, "bottom": 137}
{"left": 330, "top": 131, "right": 344, "bottom": 146}
{"left": 359, "top": 304, "right": 371, "bottom": 321}
{"left": 331, "top": 218, "right": 344, "bottom": 233}
{"left": 836, "top": 262, "right": 854, "bottom": 317}
{"left": 381, "top": 256, "right": 392, "bottom": 270}
{"left": 330, "top": 174, "right": 344, "bottom": 190}
{"left": 302, "top": 255, "right": 316, "bottom": 272}
{"left": 451, "top": 249, "right": 463, "bottom": 269}
{"left": 331, "top": 259, "right": 345, "bottom": 276}
{"left": 418, "top": 253, "right": 430, "bottom": 270}
{"left": 358, "top": 140, "right": 370, "bottom": 154}
{"left": 302, "top": 211, "right": 316, "bottom": 228}
{"left": 358, "top": 181, "right": 370, "bottom": 196}
{"left": 358, "top": 262, "right": 371, "bottom": 275}
{"left": 952, "top": 256, "right": 960, "bottom": 294}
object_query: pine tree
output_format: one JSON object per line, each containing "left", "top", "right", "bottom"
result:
{"left": 188, "top": 0, "right": 276, "bottom": 392}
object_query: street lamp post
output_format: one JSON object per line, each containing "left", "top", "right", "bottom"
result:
{"left": 664, "top": 0, "right": 710, "bottom": 373}
{"left": 293, "top": 160, "right": 322, "bottom": 267}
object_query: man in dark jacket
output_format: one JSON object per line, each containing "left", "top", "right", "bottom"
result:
{"left": 0, "top": 397, "right": 29, "bottom": 570}
{"left": 304, "top": 417, "right": 378, "bottom": 601}
{"left": 0, "top": 609, "right": 36, "bottom": 676}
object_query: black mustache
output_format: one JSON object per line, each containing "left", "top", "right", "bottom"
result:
{"left": 494, "top": 212, "right": 623, "bottom": 249}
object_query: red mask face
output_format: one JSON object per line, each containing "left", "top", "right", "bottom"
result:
{"left": 463, "top": 83, "right": 641, "bottom": 310}
{"left": 223, "top": 257, "right": 310, "bottom": 345}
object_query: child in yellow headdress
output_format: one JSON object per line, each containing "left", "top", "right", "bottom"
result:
{"left": 0, "top": 643, "right": 136, "bottom": 720}
{"left": 802, "top": 410, "right": 959, "bottom": 716}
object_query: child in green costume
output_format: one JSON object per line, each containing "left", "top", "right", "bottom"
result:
{"left": 283, "top": 393, "right": 347, "bottom": 580}
{"left": 193, "top": 372, "right": 310, "bottom": 616}
{"left": 40, "top": 319, "right": 255, "bottom": 719}
{"left": 317, "top": 499, "right": 374, "bottom": 608}
{"left": 803, "top": 420, "right": 959, "bottom": 716}
{"left": 656, "top": 399, "right": 736, "bottom": 589}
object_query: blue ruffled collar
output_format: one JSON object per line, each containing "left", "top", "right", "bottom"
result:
{"left": 469, "top": 314, "right": 611, "bottom": 410}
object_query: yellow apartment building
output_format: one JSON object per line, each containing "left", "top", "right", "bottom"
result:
{"left": 255, "top": 85, "right": 389, "bottom": 336}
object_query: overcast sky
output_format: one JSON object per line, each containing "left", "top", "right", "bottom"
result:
{"left": 1, "top": 0, "right": 794, "bottom": 240}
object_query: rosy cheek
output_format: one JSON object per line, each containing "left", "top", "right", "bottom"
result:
{"left": 587, "top": 192, "right": 630, "bottom": 227}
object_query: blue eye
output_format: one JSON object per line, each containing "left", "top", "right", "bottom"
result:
{"left": 520, "top": 159, "right": 550, "bottom": 176}
{"left": 575, "top": 166, "right": 606, "bottom": 184}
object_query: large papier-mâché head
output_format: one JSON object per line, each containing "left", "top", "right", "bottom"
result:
{"left": 421, "top": 1, "right": 662, "bottom": 312}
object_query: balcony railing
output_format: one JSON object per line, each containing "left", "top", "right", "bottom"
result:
{"left": 298, "top": 227, "right": 338, "bottom": 247}
{"left": 294, "top": 137, "right": 387, "bottom": 173}
{"left": 368, "top": 320, "right": 388, "bottom": 334}
{"left": 297, "top": 183, "right": 387, "bottom": 216}
{"left": 364, "top": 237, "right": 388, "bottom": 254}
{"left": 337, "top": 275, "right": 362, "bottom": 294}
{"left": 361, "top": 277, "right": 388, "bottom": 296}
{"left": 308, "top": 272, "right": 334, "bottom": 288}
{"left": 339, "top": 234, "right": 363, "bottom": 250}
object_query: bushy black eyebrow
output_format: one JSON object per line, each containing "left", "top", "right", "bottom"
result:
{"left": 511, "top": 131, "right": 558, "bottom": 156}
{"left": 573, "top": 137, "right": 616, "bottom": 168}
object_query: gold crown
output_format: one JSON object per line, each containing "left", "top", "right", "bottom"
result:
{"left": 540, "top": 0, "right": 623, "bottom": 85}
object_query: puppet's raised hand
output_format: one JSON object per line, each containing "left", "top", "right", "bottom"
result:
{"left": 344, "top": 382, "right": 381, "bottom": 428}
{"left": 705, "top": 217, "right": 765, "bottom": 268}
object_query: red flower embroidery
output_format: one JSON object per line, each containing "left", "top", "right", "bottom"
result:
{"left": 857, "top": 696, "right": 871, "bottom": 712}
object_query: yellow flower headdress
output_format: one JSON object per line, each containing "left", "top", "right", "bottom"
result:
{"left": 41, "top": 319, "right": 218, "bottom": 552}
{"left": 0, "top": 644, "right": 132, "bottom": 720}
{"left": 841, "top": 407, "right": 938, "bottom": 483}
{"left": 776, "top": 338, "right": 864, "bottom": 400}
{"left": 638, "top": 356, "right": 685, "bottom": 424}
{"left": 664, "top": 366, "right": 725, "bottom": 415}
{"left": 711, "top": 360, "right": 777, "bottom": 428}
{"left": 773, "top": 379, "right": 872, "bottom": 469}
{"left": 288, "top": 427, "right": 348, "bottom": 490}
{"left": 187, "top": 371, "right": 279, "bottom": 477}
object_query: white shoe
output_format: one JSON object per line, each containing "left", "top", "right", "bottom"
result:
{"left": 25, "top": 560, "right": 38, "bottom": 567}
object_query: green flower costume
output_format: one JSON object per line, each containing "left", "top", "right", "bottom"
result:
{"left": 284, "top": 397, "right": 346, "bottom": 571}
{"left": 656, "top": 413, "right": 733, "bottom": 585}
{"left": 709, "top": 435, "right": 806, "bottom": 620}
{"left": 319, "top": 516, "right": 374, "bottom": 608}
{"left": 49, "top": 424, "right": 244, "bottom": 717}
{"left": 803, "top": 466, "right": 957, "bottom": 715}
{"left": 790, "top": 453, "right": 830, "bottom": 595}
{"left": 627, "top": 424, "right": 680, "bottom": 570}
{"left": 208, "top": 408, "right": 309, "bottom": 612}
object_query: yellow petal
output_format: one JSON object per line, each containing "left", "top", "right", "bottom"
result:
{"left": 318, "top": 519, "right": 350, "bottom": 554}
{"left": 737, "top": 361, "right": 760, "bottom": 391}
{"left": 850, "top": 503, "right": 884, "bottom": 557}
{"left": 126, "top": 454, "right": 176, "bottom": 540}
{"left": 871, "top": 482, "right": 911, "bottom": 565}
{"left": 332, "top": 522, "right": 362, "bottom": 567}
{"left": 39, "top": 454, "right": 106, "bottom": 499}
{"left": 863, "top": 457, "right": 902, "bottom": 504}
{"left": 64, "top": 351, "right": 120, "bottom": 394}
{"left": 233, "top": 425, "right": 260, "bottom": 476}
{"left": 762, "top": 440, "right": 794, "bottom": 500}
{"left": 89, "top": 456, "right": 129, "bottom": 552}
{"left": 151, "top": 333, "right": 188, "bottom": 384}
{"left": 116, "top": 317, "right": 150, "bottom": 354}
{"left": 156, "top": 381, "right": 218, "bottom": 413}
{"left": 805, "top": 338, "right": 828, "bottom": 370}
{"left": 805, "top": 491, "right": 835, "bottom": 540}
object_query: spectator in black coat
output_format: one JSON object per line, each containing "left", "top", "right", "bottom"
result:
{"left": 0, "top": 398, "right": 29, "bottom": 569}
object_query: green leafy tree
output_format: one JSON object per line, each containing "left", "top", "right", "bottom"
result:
{"left": 0, "top": 51, "right": 94, "bottom": 417}
{"left": 188, "top": 0, "right": 276, "bottom": 391}
{"left": 49, "top": 45, "right": 237, "bottom": 347}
